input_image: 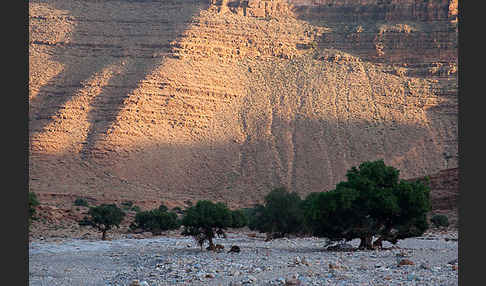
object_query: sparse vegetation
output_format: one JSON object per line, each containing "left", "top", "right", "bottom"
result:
{"left": 121, "top": 201, "right": 141, "bottom": 212}
{"left": 29, "top": 192, "right": 40, "bottom": 226}
{"left": 79, "top": 204, "right": 126, "bottom": 240}
{"left": 430, "top": 214, "right": 449, "bottom": 228}
{"left": 172, "top": 206, "right": 184, "bottom": 215}
{"left": 131, "top": 208, "right": 179, "bottom": 235}
{"left": 158, "top": 203, "right": 168, "bottom": 212}
{"left": 181, "top": 200, "right": 232, "bottom": 250}
{"left": 74, "top": 198, "right": 89, "bottom": 207}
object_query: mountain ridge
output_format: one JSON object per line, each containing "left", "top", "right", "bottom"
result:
{"left": 29, "top": 0, "right": 458, "bottom": 209}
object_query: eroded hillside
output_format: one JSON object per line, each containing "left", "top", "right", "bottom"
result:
{"left": 29, "top": 0, "right": 458, "bottom": 208}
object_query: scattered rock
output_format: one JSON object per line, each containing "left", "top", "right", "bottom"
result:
{"left": 329, "top": 262, "right": 346, "bottom": 270}
{"left": 231, "top": 270, "right": 241, "bottom": 276}
{"left": 327, "top": 243, "right": 354, "bottom": 251}
{"left": 358, "top": 265, "right": 368, "bottom": 270}
{"left": 420, "top": 262, "right": 430, "bottom": 270}
{"left": 398, "top": 259, "right": 415, "bottom": 266}
{"left": 284, "top": 278, "right": 301, "bottom": 285}
{"left": 301, "top": 256, "right": 310, "bottom": 266}
{"left": 129, "top": 280, "right": 141, "bottom": 286}
{"left": 395, "top": 251, "right": 410, "bottom": 257}
{"left": 407, "top": 273, "right": 418, "bottom": 281}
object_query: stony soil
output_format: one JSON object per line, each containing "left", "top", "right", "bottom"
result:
{"left": 28, "top": 191, "right": 459, "bottom": 286}
{"left": 29, "top": 228, "right": 458, "bottom": 286}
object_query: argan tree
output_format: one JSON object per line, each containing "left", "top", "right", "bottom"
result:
{"left": 250, "top": 187, "right": 304, "bottom": 239}
{"left": 304, "top": 160, "right": 430, "bottom": 249}
{"left": 229, "top": 209, "right": 248, "bottom": 228}
{"left": 79, "top": 204, "right": 125, "bottom": 240}
{"left": 131, "top": 208, "right": 179, "bottom": 235}
{"left": 430, "top": 214, "right": 449, "bottom": 228}
{"left": 181, "top": 200, "right": 232, "bottom": 250}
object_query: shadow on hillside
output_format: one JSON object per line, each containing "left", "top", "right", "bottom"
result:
{"left": 29, "top": 0, "right": 211, "bottom": 158}
{"left": 29, "top": 112, "right": 447, "bottom": 209}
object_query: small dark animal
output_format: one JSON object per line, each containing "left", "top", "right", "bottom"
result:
{"left": 228, "top": 245, "right": 240, "bottom": 253}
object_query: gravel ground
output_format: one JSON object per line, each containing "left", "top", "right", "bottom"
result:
{"left": 29, "top": 231, "right": 458, "bottom": 286}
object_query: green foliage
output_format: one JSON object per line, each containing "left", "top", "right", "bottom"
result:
{"left": 121, "top": 201, "right": 141, "bottom": 212}
{"left": 246, "top": 204, "right": 265, "bottom": 231}
{"left": 172, "top": 206, "right": 184, "bottom": 215}
{"left": 132, "top": 208, "right": 179, "bottom": 234}
{"left": 79, "top": 204, "right": 125, "bottom": 240}
{"left": 303, "top": 188, "right": 359, "bottom": 241}
{"left": 230, "top": 209, "right": 248, "bottom": 228}
{"left": 158, "top": 204, "right": 168, "bottom": 212}
{"left": 74, "top": 198, "right": 89, "bottom": 207}
{"left": 121, "top": 201, "right": 133, "bottom": 210}
{"left": 250, "top": 187, "right": 305, "bottom": 239}
{"left": 181, "top": 200, "right": 232, "bottom": 250}
{"left": 304, "top": 160, "right": 430, "bottom": 249}
{"left": 430, "top": 214, "right": 449, "bottom": 228}
{"left": 29, "top": 192, "right": 40, "bottom": 225}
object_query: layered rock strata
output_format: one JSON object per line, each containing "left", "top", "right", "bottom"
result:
{"left": 29, "top": 0, "right": 458, "bottom": 208}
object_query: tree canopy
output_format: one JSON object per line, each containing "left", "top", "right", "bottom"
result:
{"left": 304, "top": 159, "right": 430, "bottom": 249}
{"left": 79, "top": 204, "right": 126, "bottom": 240}
{"left": 249, "top": 187, "right": 305, "bottom": 239}
{"left": 181, "top": 200, "right": 232, "bottom": 250}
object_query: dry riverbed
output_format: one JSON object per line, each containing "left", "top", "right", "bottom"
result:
{"left": 29, "top": 229, "right": 458, "bottom": 286}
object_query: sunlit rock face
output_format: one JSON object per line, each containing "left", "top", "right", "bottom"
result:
{"left": 29, "top": 0, "right": 457, "bottom": 208}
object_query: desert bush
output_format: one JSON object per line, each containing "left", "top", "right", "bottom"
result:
{"left": 181, "top": 200, "right": 232, "bottom": 250}
{"left": 121, "top": 201, "right": 133, "bottom": 209}
{"left": 158, "top": 203, "right": 168, "bottom": 212}
{"left": 430, "top": 214, "right": 449, "bottom": 228}
{"left": 132, "top": 208, "right": 179, "bottom": 234}
{"left": 79, "top": 204, "right": 125, "bottom": 240}
{"left": 29, "top": 192, "right": 40, "bottom": 225}
{"left": 120, "top": 201, "right": 141, "bottom": 212}
{"left": 74, "top": 198, "right": 89, "bottom": 207}
{"left": 172, "top": 206, "right": 184, "bottom": 215}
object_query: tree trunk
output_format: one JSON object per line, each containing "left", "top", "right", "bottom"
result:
{"left": 372, "top": 237, "right": 383, "bottom": 249}
{"left": 359, "top": 235, "right": 373, "bottom": 250}
{"left": 208, "top": 236, "right": 215, "bottom": 251}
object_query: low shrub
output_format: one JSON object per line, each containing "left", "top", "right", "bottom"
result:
{"left": 121, "top": 201, "right": 141, "bottom": 212}
{"left": 430, "top": 214, "right": 449, "bottom": 228}
{"left": 29, "top": 192, "right": 40, "bottom": 225}
{"left": 74, "top": 198, "right": 89, "bottom": 207}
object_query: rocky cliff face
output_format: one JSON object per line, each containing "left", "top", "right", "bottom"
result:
{"left": 29, "top": 0, "right": 458, "bottom": 208}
